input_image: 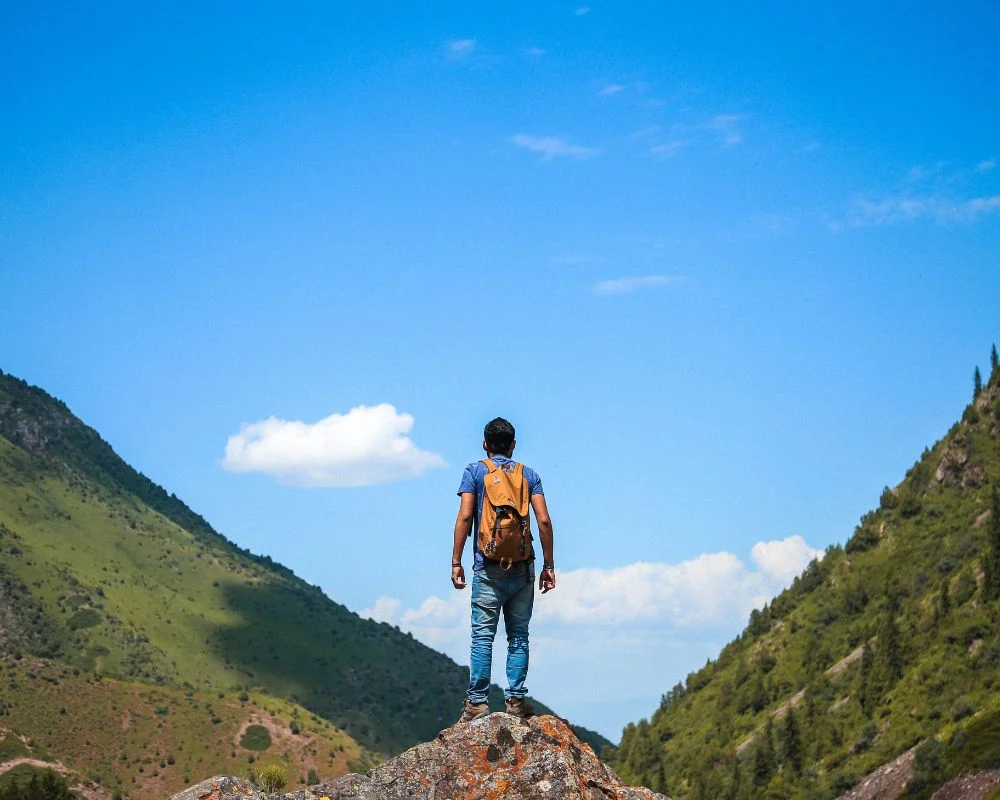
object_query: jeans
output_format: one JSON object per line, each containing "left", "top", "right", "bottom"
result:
{"left": 467, "top": 560, "right": 535, "bottom": 704}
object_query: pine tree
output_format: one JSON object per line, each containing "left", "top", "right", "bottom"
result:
{"left": 781, "top": 708, "right": 804, "bottom": 774}
{"left": 974, "top": 366, "right": 983, "bottom": 400}
{"left": 992, "top": 344, "right": 999, "bottom": 375}
{"left": 986, "top": 488, "right": 1000, "bottom": 601}
{"left": 858, "top": 640, "right": 875, "bottom": 715}
{"left": 752, "top": 722, "right": 777, "bottom": 787}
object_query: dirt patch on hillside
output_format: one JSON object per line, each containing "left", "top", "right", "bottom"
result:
{"left": 931, "top": 770, "right": 1000, "bottom": 800}
{"left": 827, "top": 643, "right": 868, "bottom": 677}
{"left": 234, "top": 714, "right": 312, "bottom": 752}
{"left": 0, "top": 757, "right": 72, "bottom": 776}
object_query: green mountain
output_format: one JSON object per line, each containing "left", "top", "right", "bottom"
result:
{"left": 608, "top": 351, "right": 1000, "bottom": 799}
{"left": 0, "top": 370, "right": 609, "bottom": 797}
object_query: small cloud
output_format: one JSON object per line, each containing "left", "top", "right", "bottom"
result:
{"left": 798, "top": 141, "right": 821, "bottom": 153}
{"left": 511, "top": 134, "right": 600, "bottom": 160}
{"left": 598, "top": 83, "right": 624, "bottom": 96}
{"left": 446, "top": 39, "right": 476, "bottom": 59}
{"left": 359, "top": 596, "right": 403, "bottom": 624}
{"left": 976, "top": 158, "right": 996, "bottom": 172}
{"left": 221, "top": 404, "right": 446, "bottom": 487}
{"left": 704, "top": 113, "right": 746, "bottom": 146}
{"left": 751, "top": 535, "right": 824, "bottom": 584}
{"left": 841, "top": 194, "right": 1000, "bottom": 228}
{"left": 526, "top": 47, "right": 546, "bottom": 56}
{"left": 648, "top": 140, "right": 684, "bottom": 159}
{"left": 575, "top": 6, "right": 591, "bottom": 15}
{"left": 591, "top": 275, "right": 680, "bottom": 295}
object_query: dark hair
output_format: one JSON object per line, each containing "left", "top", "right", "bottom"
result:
{"left": 484, "top": 417, "right": 515, "bottom": 454}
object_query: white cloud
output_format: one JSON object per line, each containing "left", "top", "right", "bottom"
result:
{"left": 704, "top": 113, "right": 746, "bottom": 146}
{"left": 751, "top": 535, "right": 824, "bottom": 584}
{"left": 534, "top": 552, "right": 771, "bottom": 626}
{"left": 359, "top": 595, "right": 402, "bottom": 624}
{"left": 591, "top": 275, "right": 680, "bottom": 295}
{"left": 526, "top": 47, "right": 546, "bottom": 57}
{"left": 362, "top": 535, "right": 822, "bottom": 644}
{"left": 357, "top": 535, "right": 823, "bottom": 738}
{"left": 511, "top": 134, "right": 600, "bottom": 160}
{"left": 221, "top": 404, "right": 446, "bottom": 487}
{"left": 648, "top": 140, "right": 684, "bottom": 159}
{"left": 575, "top": 6, "right": 591, "bottom": 15}
{"left": 598, "top": 83, "right": 624, "bottom": 96}
{"left": 446, "top": 39, "right": 476, "bottom": 59}
{"left": 841, "top": 194, "right": 1000, "bottom": 228}
{"left": 976, "top": 158, "right": 996, "bottom": 172}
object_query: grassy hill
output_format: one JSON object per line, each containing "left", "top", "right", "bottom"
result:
{"left": 607, "top": 349, "right": 1000, "bottom": 800}
{"left": 0, "top": 370, "right": 609, "bottom": 797}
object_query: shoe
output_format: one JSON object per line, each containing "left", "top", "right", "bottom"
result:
{"left": 504, "top": 697, "right": 535, "bottom": 719}
{"left": 457, "top": 699, "right": 490, "bottom": 724}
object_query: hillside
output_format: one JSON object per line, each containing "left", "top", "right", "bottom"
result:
{"left": 608, "top": 350, "right": 1000, "bottom": 799}
{"left": 0, "top": 370, "right": 609, "bottom": 797}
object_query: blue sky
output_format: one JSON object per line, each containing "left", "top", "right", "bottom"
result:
{"left": 2, "top": 1, "right": 999, "bottom": 740}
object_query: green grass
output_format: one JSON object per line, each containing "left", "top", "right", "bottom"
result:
{"left": 0, "top": 735, "right": 28, "bottom": 761}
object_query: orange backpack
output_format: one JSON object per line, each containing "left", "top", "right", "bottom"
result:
{"left": 478, "top": 459, "right": 533, "bottom": 568}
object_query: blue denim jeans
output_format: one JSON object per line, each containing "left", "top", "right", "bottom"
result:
{"left": 467, "top": 560, "right": 535, "bottom": 704}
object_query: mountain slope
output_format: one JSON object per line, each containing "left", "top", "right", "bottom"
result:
{"left": 608, "top": 354, "right": 1000, "bottom": 799}
{"left": 0, "top": 370, "right": 610, "bottom": 783}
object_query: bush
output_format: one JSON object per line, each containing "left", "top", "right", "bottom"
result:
{"left": 952, "top": 697, "right": 975, "bottom": 722}
{"left": 240, "top": 725, "right": 272, "bottom": 752}
{"left": 251, "top": 763, "right": 287, "bottom": 793}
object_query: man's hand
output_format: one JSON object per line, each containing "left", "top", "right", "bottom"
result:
{"left": 452, "top": 564, "right": 467, "bottom": 590}
{"left": 539, "top": 567, "right": 556, "bottom": 594}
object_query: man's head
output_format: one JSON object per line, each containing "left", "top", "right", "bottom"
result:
{"left": 483, "top": 417, "right": 516, "bottom": 457}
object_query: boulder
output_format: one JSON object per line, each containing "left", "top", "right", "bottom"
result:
{"left": 171, "top": 714, "right": 667, "bottom": 800}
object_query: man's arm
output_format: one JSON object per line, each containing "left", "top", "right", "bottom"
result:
{"left": 531, "top": 493, "right": 556, "bottom": 593}
{"left": 451, "top": 492, "right": 476, "bottom": 589}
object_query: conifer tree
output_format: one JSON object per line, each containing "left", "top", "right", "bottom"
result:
{"left": 986, "top": 488, "right": 1000, "bottom": 601}
{"left": 781, "top": 708, "right": 804, "bottom": 774}
{"left": 974, "top": 366, "right": 983, "bottom": 400}
{"left": 870, "top": 609, "right": 904, "bottom": 705}
{"left": 992, "top": 344, "right": 999, "bottom": 375}
{"left": 858, "top": 640, "right": 875, "bottom": 715}
{"left": 752, "top": 721, "right": 777, "bottom": 787}
{"left": 938, "top": 577, "right": 951, "bottom": 619}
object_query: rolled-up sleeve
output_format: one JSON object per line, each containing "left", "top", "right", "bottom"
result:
{"left": 458, "top": 464, "right": 477, "bottom": 495}
{"left": 526, "top": 467, "right": 543, "bottom": 496}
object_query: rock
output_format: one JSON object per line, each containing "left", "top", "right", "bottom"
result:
{"left": 930, "top": 770, "right": 1000, "bottom": 800}
{"left": 170, "top": 715, "right": 667, "bottom": 800}
{"left": 171, "top": 776, "right": 265, "bottom": 800}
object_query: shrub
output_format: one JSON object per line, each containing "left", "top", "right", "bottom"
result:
{"left": 952, "top": 697, "right": 975, "bottom": 722}
{"left": 240, "top": 725, "right": 272, "bottom": 751}
{"left": 251, "top": 763, "right": 287, "bottom": 793}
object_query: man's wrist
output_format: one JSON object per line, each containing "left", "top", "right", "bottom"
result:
{"left": 452, "top": 562, "right": 462, "bottom": 567}
{"left": 542, "top": 563, "right": 554, "bottom": 570}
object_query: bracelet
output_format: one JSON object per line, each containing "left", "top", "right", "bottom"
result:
{"left": 542, "top": 564, "right": 555, "bottom": 570}
{"left": 452, "top": 563, "right": 462, "bottom": 567}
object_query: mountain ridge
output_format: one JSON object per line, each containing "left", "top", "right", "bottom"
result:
{"left": 607, "top": 349, "right": 1000, "bottom": 799}
{"left": 0, "top": 368, "right": 610, "bottom": 799}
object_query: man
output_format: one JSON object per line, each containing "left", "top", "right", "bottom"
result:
{"left": 451, "top": 417, "right": 556, "bottom": 724}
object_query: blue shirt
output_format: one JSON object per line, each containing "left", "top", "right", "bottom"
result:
{"left": 458, "top": 454, "right": 544, "bottom": 571}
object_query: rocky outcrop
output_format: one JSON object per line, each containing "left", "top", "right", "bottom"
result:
{"left": 833, "top": 744, "right": 918, "bottom": 800}
{"left": 930, "top": 770, "right": 1000, "bottom": 800}
{"left": 172, "top": 714, "right": 666, "bottom": 800}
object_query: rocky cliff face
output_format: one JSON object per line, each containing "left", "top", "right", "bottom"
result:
{"left": 172, "top": 714, "right": 666, "bottom": 800}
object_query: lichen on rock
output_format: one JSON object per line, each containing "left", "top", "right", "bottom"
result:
{"left": 172, "top": 714, "right": 667, "bottom": 800}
